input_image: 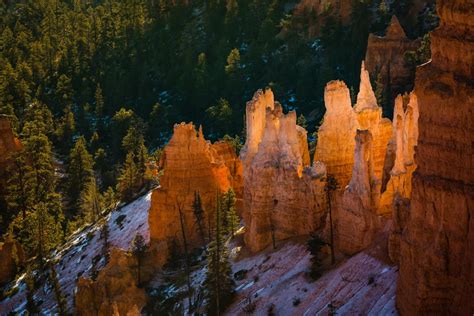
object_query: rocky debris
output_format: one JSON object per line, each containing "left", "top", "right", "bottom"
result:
{"left": 333, "top": 130, "right": 380, "bottom": 255}
{"left": 365, "top": 15, "right": 421, "bottom": 103}
{"left": 241, "top": 90, "right": 327, "bottom": 253}
{"left": 0, "top": 237, "right": 25, "bottom": 286}
{"left": 397, "top": 0, "right": 474, "bottom": 314}
{"left": 75, "top": 248, "right": 147, "bottom": 316}
{"left": 314, "top": 81, "right": 359, "bottom": 188}
{"left": 354, "top": 62, "right": 393, "bottom": 181}
{"left": 148, "top": 123, "right": 240, "bottom": 266}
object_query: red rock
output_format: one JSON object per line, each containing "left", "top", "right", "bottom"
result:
{"left": 0, "top": 237, "right": 25, "bottom": 286}
{"left": 397, "top": 0, "right": 474, "bottom": 314}
{"left": 241, "top": 90, "right": 327, "bottom": 252}
{"left": 148, "top": 123, "right": 240, "bottom": 266}
{"left": 75, "top": 248, "right": 147, "bottom": 316}
{"left": 365, "top": 16, "right": 421, "bottom": 100}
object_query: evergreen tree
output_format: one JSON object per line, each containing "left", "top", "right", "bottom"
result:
{"left": 307, "top": 233, "right": 325, "bottom": 279}
{"left": 117, "top": 151, "right": 139, "bottom": 201}
{"left": 222, "top": 188, "right": 239, "bottom": 237}
{"left": 67, "top": 136, "right": 94, "bottom": 210}
{"left": 49, "top": 262, "right": 67, "bottom": 315}
{"left": 130, "top": 233, "right": 147, "bottom": 286}
{"left": 80, "top": 177, "right": 103, "bottom": 223}
{"left": 25, "top": 267, "right": 39, "bottom": 314}
{"left": 192, "top": 191, "right": 206, "bottom": 243}
{"left": 205, "top": 194, "right": 235, "bottom": 315}
{"left": 56, "top": 105, "right": 76, "bottom": 153}
{"left": 325, "top": 174, "right": 339, "bottom": 265}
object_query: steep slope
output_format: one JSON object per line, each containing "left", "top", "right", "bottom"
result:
{"left": 225, "top": 241, "right": 398, "bottom": 315}
{"left": 0, "top": 193, "right": 152, "bottom": 314}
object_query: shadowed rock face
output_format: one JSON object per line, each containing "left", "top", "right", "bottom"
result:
{"left": 75, "top": 248, "right": 147, "bottom": 316}
{"left": 397, "top": 0, "right": 474, "bottom": 314}
{"left": 365, "top": 16, "right": 421, "bottom": 105}
{"left": 0, "top": 238, "right": 25, "bottom": 286}
{"left": 241, "top": 90, "right": 326, "bottom": 253}
{"left": 148, "top": 123, "right": 241, "bottom": 266}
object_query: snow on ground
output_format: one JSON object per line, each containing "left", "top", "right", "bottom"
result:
{"left": 225, "top": 241, "right": 398, "bottom": 316}
{"left": 0, "top": 191, "right": 152, "bottom": 315}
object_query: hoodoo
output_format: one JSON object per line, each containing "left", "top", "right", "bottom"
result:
{"left": 148, "top": 123, "right": 241, "bottom": 266}
{"left": 397, "top": 0, "right": 474, "bottom": 314}
{"left": 365, "top": 15, "right": 422, "bottom": 101}
{"left": 241, "top": 89, "right": 326, "bottom": 252}
{"left": 314, "top": 81, "right": 359, "bottom": 188}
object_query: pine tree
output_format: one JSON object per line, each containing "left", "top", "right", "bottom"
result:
{"left": 117, "top": 151, "right": 138, "bottom": 201}
{"left": 130, "top": 233, "right": 147, "bottom": 286}
{"left": 25, "top": 266, "right": 39, "bottom": 314}
{"left": 222, "top": 189, "right": 239, "bottom": 237}
{"left": 49, "top": 262, "right": 67, "bottom": 315}
{"left": 205, "top": 194, "right": 235, "bottom": 315}
{"left": 325, "top": 174, "right": 339, "bottom": 265}
{"left": 67, "top": 136, "right": 94, "bottom": 210}
{"left": 192, "top": 191, "right": 206, "bottom": 243}
{"left": 80, "top": 177, "right": 103, "bottom": 223}
{"left": 56, "top": 104, "right": 76, "bottom": 153}
{"left": 307, "top": 233, "right": 325, "bottom": 279}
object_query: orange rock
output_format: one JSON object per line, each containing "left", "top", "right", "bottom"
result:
{"left": 241, "top": 91, "right": 327, "bottom": 252}
{"left": 75, "top": 248, "right": 147, "bottom": 316}
{"left": 378, "top": 93, "right": 419, "bottom": 217}
{"left": 354, "top": 62, "right": 392, "bottom": 181}
{"left": 333, "top": 130, "right": 380, "bottom": 255}
{"left": 365, "top": 16, "right": 421, "bottom": 100}
{"left": 397, "top": 1, "right": 474, "bottom": 314}
{"left": 314, "top": 81, "right": 359, "bottom": 188}
{"left": 148, "top": 123, "right": 240, "bottom": 266}
{"left": 0, "top": 237, "right": 25, "bottom": 286}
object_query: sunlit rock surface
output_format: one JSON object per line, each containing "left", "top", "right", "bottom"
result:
{"left": 241, "top": 90, "right": 327, "bottom": 253}
{"left": 314, "top": 81, "right": 359, "bottom": 188}
{"left": 75, "top": 248, "right": 147, "bottom": 316}
{"left": 397, "top": 0, "right": 474, "bottom": 314}
{"left": 148, "top": 123, "right": 240, "bottom": 266}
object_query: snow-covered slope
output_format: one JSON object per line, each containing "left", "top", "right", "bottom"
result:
{"left": 0, "top": 192, "right": 152, "bottom": 315}
{"left": 226, "top": 241, "right": 398, "bottom": 315}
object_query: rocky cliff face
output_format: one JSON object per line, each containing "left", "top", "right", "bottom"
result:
{"left": 333, "top": 130, "right": 380, "bottom": 255}
{"left": 75, "top": 248, "right": 147, "bottom": 316}
{"left": 148, "top": 123, "right": 240, "bottom": 266}
{"left": 314, "top": 81, "right": 359, "bottom": 188}
{"left": 0, "top": 115, "right": 21, "bottom": 166}
{"left": 397, "top": 0, "right": 474, "bottom": 314}
{"left": 241, "top": 90, "right": 326, "bottom": 253}
{"left": 0, "top": 237, "right": 25, "bottom": 286}
{"left": 354, "top": 62, "right": 392, "bottom": 182}
{"left": 365, "top": 16, "right": 421, "bottom": 104}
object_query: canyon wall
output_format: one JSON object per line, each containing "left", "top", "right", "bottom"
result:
{"left": 75, "top": 248, "right": 147, "bottom": 316}
{"left": 0, "top": 237, "right": 25, "bottom": 286}
{"left": 148, "top": 123, "right": 241, "bottom": 266}
{"left": 365, "top": 16, "right": 421, "bottom": 104}
{"left": 397, "top": 0, "right": 474, "bottom": 314}
{"left": 241, "top": 90, "right": 327, "bottom": 253}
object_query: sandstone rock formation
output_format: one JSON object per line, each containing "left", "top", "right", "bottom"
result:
{"left": 365, "top": 16, "right": 421, "bottom": 104}
{"left": 241, "top": 90, "right": 326, "bottom": 253}
{"left": 354, "top": 62, "right": 392, "bottom": 181}
{"left": 148, "top": 123, "right": 241, "bottom": 266}
{"left": 0, "top": 115, "right": 21, "bottom": 166}
{"left": 333, "top": 130, "right": 380, "bottom": 255}
{"left": 379, "top": 93, "right": 419, "bottom": 217}
{"left": 75, "top": 248, "right": 147, "bottom": 316}
{"left": 314, "top": 81, "right": 359, "bottom": 188}
{"left": 0, "top": 237, "right": 25, "bottom": 286}
{"left": 293, "top": 0, "right": 352, "bottom": 36}
{"left": 397, "top": 0, "right": 474, "bottom": 314}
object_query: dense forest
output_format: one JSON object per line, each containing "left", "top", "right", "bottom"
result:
{"left": 0, "top": 0, "right": 437, "bottom": 267}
